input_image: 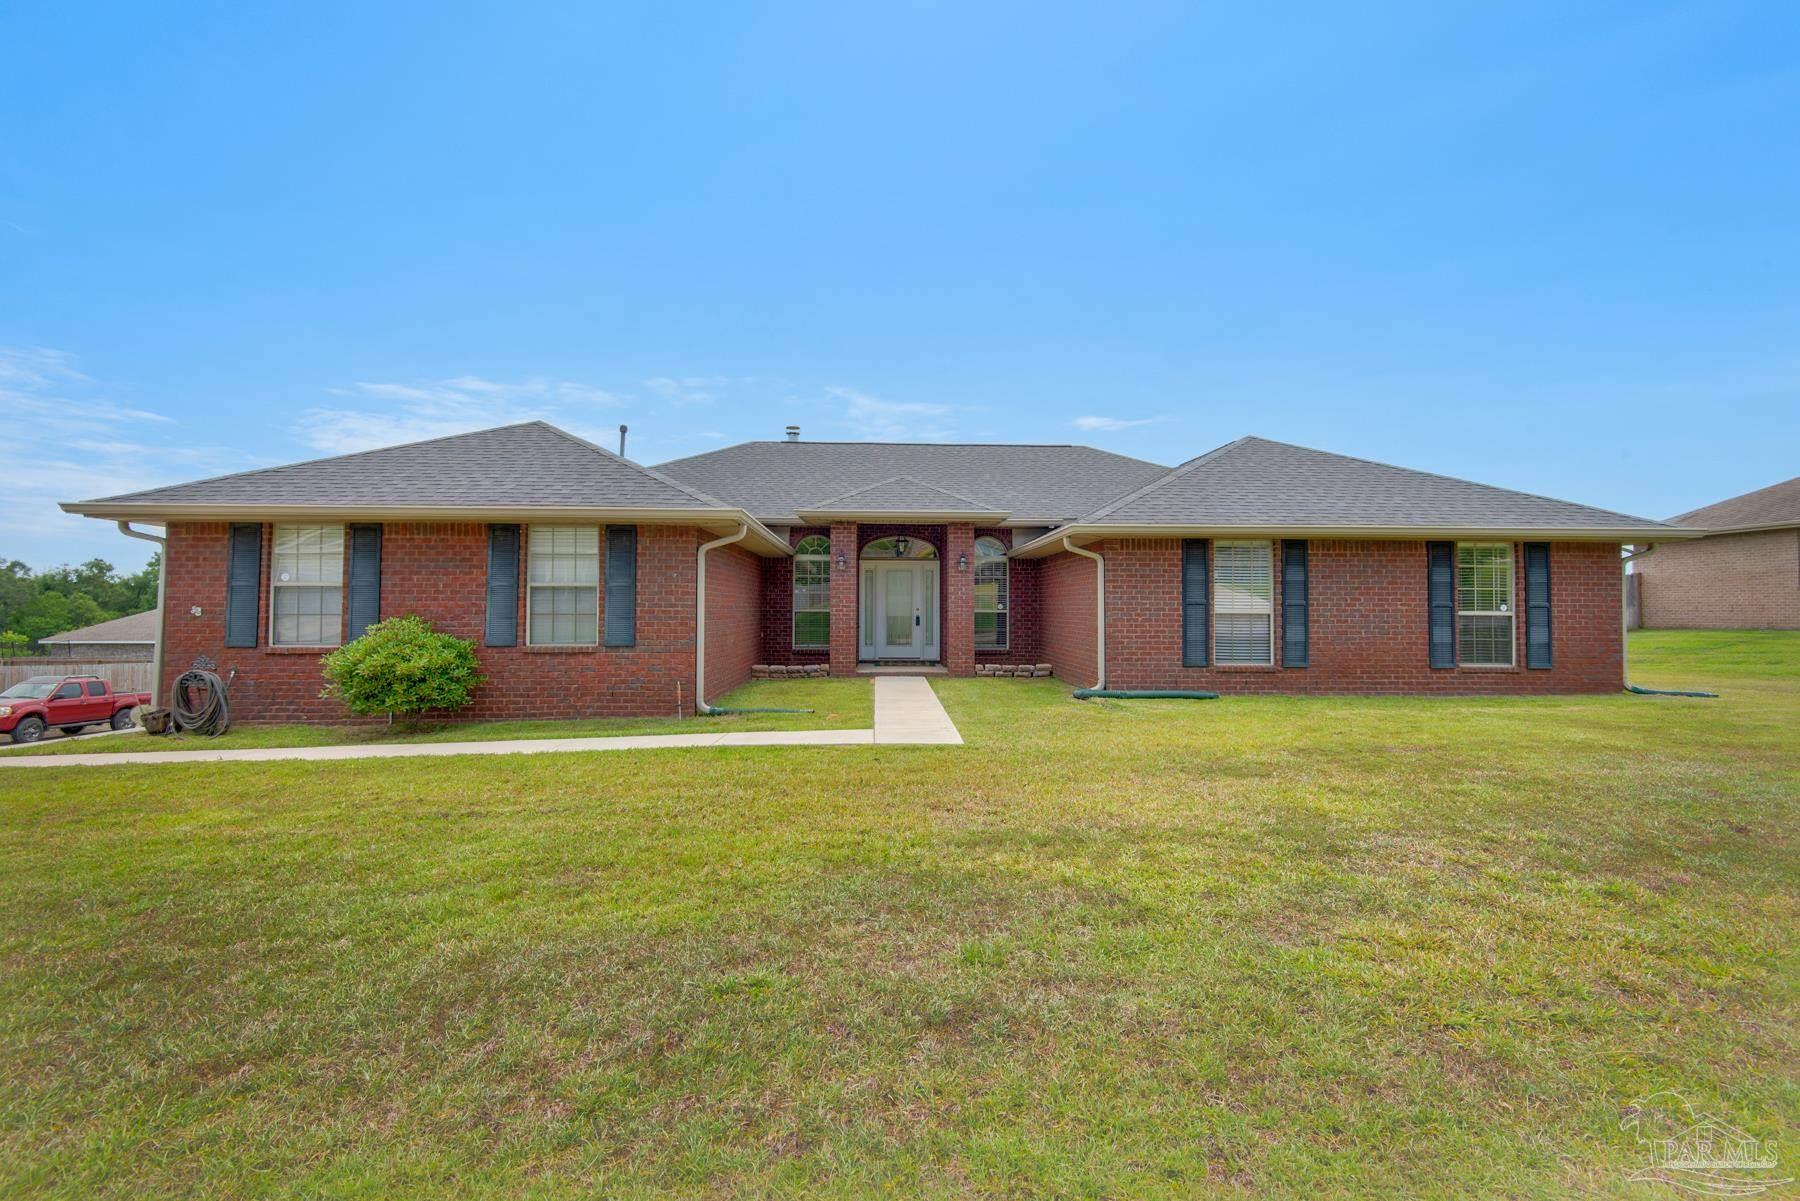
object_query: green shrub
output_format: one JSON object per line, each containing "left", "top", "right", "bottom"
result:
{"left": 320, "top": 616, "right": 485, "bottom": 720}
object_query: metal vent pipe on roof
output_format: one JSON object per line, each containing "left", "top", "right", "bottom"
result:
{"left": 618, "top": 425, "right": 628, "bottom": 457}
{"left": 785, "top": 425, "right": 800, "bottom": 442}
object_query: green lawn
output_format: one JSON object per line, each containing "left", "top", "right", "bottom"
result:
{"left": 1, "top": 632, "right": 1794, "bottom": 1198}
{"left": 0, "top": 677, "right": 873, "bottom": 755}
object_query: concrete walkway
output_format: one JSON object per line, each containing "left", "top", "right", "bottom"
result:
{"left": 0, "top": 676, "right": 963, "bottom": 768}
{"left": 873, "top": 675, "right": 963, "bottom": 745}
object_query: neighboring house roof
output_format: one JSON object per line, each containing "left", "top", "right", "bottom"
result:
{"left": 38, "top": 609, "right": 159, "bottom": 645}
{"left": 654, "top": 441, "right": 1171, "bottom": 524}
{"left": 1667, "top": 475, "right": 1800, "bottom": 533}
{"left": 795, "top": 476, "right": 1008, "bottom": 522}
{"left": 61, "top": 421, "right": 792, "bottom": 555}
{"left": 1013, "top": 436, "right": 1689, "bottom": 555}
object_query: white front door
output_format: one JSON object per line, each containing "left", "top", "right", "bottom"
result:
{"left": 867, "top": 562, "right": 939, "bottom": 660}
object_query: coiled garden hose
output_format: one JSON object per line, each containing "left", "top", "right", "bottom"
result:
{"left": 169, "top": 669, "right": 232, "bottom": 736}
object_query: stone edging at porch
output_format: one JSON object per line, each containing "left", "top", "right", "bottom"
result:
{"left": 975, "top": 663, "right": 1054, "bottom": 678}
{"left": 751, "top": 664, "right": 832, "bottom": 679}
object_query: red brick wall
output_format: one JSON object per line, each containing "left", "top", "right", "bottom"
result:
{"left": 161, "top": 521, "right": 711, "bottom": 722}
{"left": 1042, "top": 549, "right": 1100, "bottom": 688}
{"left": 704, "top": 541, "right": 760, "bottom": 701}
{"left": 943, "top": 523, "right": 975, "bottom": 675}
{"left": 1635, "top": 529, "right": 1800, "bottom": 629}
{"left": 1080, "top": 537, "right": 1622, "bottom": 694}
{"left": 828, "top": 522, "right": 859, "bottom": 676}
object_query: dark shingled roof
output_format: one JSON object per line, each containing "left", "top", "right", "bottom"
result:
{"left": 38, "top": 609, "right": 158, "bottom": 644}
{"left": 655, "top": 441, "right": 1170, "bottom": 523}
{"left": 1668, "top": 475, "right": 1800, "bottom": 531}
{"left": 1076, "top": 437, "right": 1679, "bottom": 532}
{"left": 74, "top": 422, "right": 727, "bottom": 512}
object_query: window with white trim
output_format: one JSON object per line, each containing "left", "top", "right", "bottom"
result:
{"left": 270, "top": 524, "right": 344, "bottom": 646}
{"left": 527, "top": 525, "right": 599, "bottom": 646}
{"left": 1457, "top": 542, "right": 1514, "bottom": 666}
{"left": 793, "top": 535, "right": 831, "bottom": 649}
{"left": 1213, "top": 540, "right": 1273, "bottom": 665}
{"left": 974, "top": 536, "right": 1009, "bottom": 650}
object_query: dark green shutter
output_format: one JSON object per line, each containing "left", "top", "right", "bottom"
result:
{"left": 485, "top": 524, "right": 519, "bottom": 646}
{"left": 346, "top": 524, "right": 382, "bottom": 641}
{"left": 1182, "top": 539, "right": 1210, "bottom": 667}
{"left": 1281, "top": 540, "right": 1309, "bottom": 667}
{"left": 225, "top": 523, "right": 262, "bottom": 648}
{"left": 604, "top": 525, "right": 637, "bottom": 647}
{"left": 1524, "top": 542, "right": 1552, "bottom": 669}
{"left": 1427, "top": 541, "right": 1455, "bottom": 668}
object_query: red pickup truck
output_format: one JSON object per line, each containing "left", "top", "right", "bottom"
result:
{"left": 0, "top": 675, "right": 154, "bottom": 744}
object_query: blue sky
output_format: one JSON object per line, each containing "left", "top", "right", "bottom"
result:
{"left": 4, "top": 1, "right": 1796, "bottom": 570}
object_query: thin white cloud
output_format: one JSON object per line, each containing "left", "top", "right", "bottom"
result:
{"left": 826, "top": 386, "right": 959, "bottom": 441}
{"left": 0, "top": 348, "right": 230, "bottom": 568}
{"left": 301, "top": 375, "right": 626, "bottom": 454}
{"left": 1072, "top": 415, "right": 1165, "bottom": 432}
{"left": 643, "top": 376, "right": 726, "bottom": 406}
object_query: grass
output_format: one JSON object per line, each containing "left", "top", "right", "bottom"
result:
{"left": 0, "top": 676, "right": 873, "bottom": 755}
{"left": 0, "top": 631, "right": 1794, "bottom": 1198}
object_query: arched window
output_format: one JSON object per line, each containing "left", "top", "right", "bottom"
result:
{"left": 861, "top": 536, "right": 936, "bottom": 559}
{"left": 793, "top": 535, "right": 831, "bottom": 649}
{"left": 974, "top": 536, "right": 1008, "bottom": 650}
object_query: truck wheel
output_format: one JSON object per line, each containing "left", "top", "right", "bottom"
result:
{"left": 11, "top": 717, "right": 46, "bottom": 744}
{"left": 111, "top": 710, "right": 135, "bottom": 731}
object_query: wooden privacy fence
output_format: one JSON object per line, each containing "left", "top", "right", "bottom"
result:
{"left": 0, "top": 660, "right": 156, "bottom": 694}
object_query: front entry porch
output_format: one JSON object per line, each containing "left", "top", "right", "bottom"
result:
{"left": 858, "top": 537, "right": 941, "bottom": 663}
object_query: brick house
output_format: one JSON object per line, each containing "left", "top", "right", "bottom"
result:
{"left": 1633, "top": 476, "right": 1800, "bottom": 630}
{"left": 62, "top": 422, "right": 1694, "bottom": 721}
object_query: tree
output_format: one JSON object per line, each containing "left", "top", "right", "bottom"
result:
{"left": 0, "top": 554, "right": 161, "bottom": 649}
{"left": 319, "top": 616, "right": 485, "bottom": 722}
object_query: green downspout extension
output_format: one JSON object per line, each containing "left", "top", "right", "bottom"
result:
{"left": 1624, "top": 684, "right": 1717, "bottom": 698}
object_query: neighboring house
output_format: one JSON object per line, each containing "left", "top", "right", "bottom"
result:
{"left": 1633, "top": 476, "right": 1800, "bottom": 630}
{"left": 60, "top": 422, "right": 1694, "bottom": 722}
{"left": 36, "top": 609, "right": 158, "bottom": 661}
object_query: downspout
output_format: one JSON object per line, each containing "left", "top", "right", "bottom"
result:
{"left": 116, "top": 521, "right": 166, "bottom": 702}
{"left": 694, "top": 523, "right": 749, "bottom": 715}
{"left": 1062, "top": 537, "right": 1105, "bottom": 690}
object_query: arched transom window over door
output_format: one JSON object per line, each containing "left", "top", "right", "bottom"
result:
{"left": 861, "top": 537, "right": 937, "bottom": 559}
{"left": 974, "top": 537, "right": 1008, "bottom": 650}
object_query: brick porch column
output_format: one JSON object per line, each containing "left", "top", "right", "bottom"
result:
{"left": 829, "top": 521, "right": 858, "bottom": 675}
{"left": 944, "top": 522, "right": 975, "bottom": 675}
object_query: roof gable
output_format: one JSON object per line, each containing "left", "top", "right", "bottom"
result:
{"left": 1668, "top": 475, "right": 1800, "bottom": 531}
{"left": 1072, "top": 436, "right": 1678, "bottom": 533}
{"left": 797, "top": 475, "right": 1003, "bottom": 517}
